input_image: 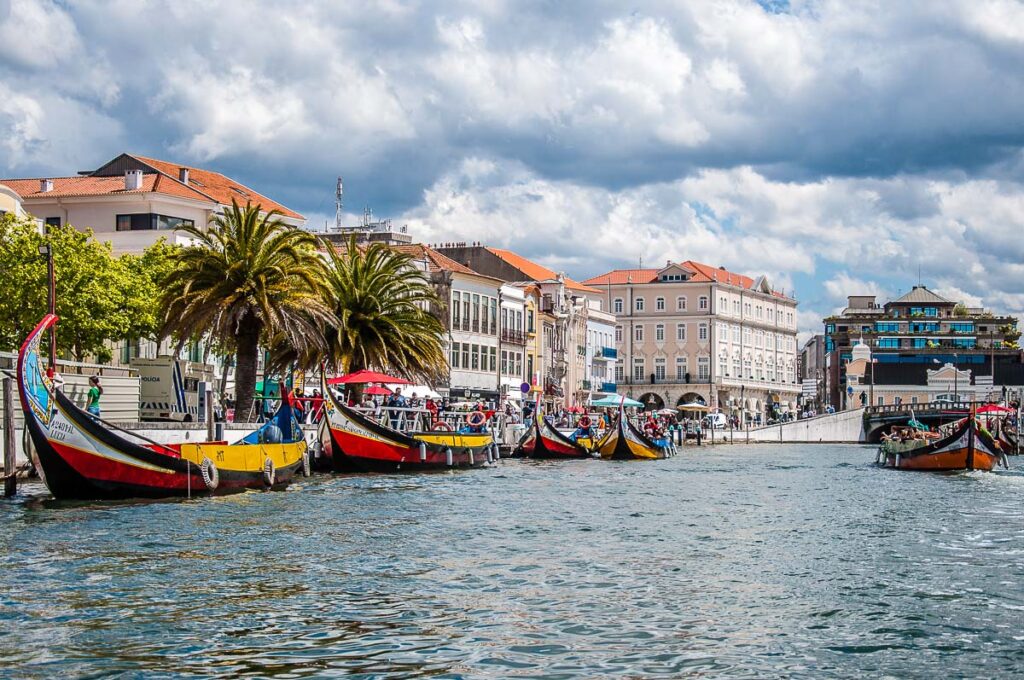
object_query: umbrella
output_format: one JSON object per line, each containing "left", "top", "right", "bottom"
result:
{"left": 677, "top": 402, "right": 710, "bottom": 411}
{"left": 656, "top": 408, "right": 677, "bottom": 416}
{"left": 977, "top": 404, "right": 1014, "bottom": 414}
{"left": 591, "top": 395, "right": 643, "bottom": 408}
{"left": 327, "top": 370, "right": 411, "bottom": 385}
{"left": 363, "top": 385, "right": 392, "bottom": 396}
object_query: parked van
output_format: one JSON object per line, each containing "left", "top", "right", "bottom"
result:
{"left": 704, "top": 412, "right": 728, "bottom": 430}
{"left": 132, "top": 356, "right": 214, "bottom": 422}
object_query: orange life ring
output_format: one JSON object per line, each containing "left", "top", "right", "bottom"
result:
{"left": 433, "top": 420, "right": 454, "bottom": 431}
{"left": 578, "top": 415, "right": 591, "bottom": 428}
{"left": 466, "top": 411, "right": 486, "bottom": 427}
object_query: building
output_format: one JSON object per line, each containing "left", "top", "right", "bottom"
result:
{"left": 435, "top": 243, "right": 611, "bottom": 408}
{"left": 0, "top": 183, "right": 30, "bottom": 220}
{"left": 584, "top": 300, "right": 617, "bottom": 402}
{"left": 583, "top": 260, "right": 800, "bottom": 423}
{"left": 823, "top": 286, "right": 1020, "bottom": 409}
{"left": 799, "top": 334, "right": 827, "bottom": 412}
{"left": 1, "top": 153, "right": 304, "bottom": 254}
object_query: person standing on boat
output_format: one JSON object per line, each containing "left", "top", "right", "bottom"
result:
{"left": 86, "top": 375, "right": 103, "bottom": 417}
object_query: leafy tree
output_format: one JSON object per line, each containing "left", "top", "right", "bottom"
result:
{"left": 0, "top": 215, "right": 158, "bottom": 361}
{"left": 119, "top": 238, "right": 183, "bottom": 344}
{"left": 159, "top": 200, "right": 333, "bottom": 422}
{"left": 953, "top": 303, "right": 969, "bottom": 318}
{"left": 317, "top": 238, "right": 447, "bottom": 389}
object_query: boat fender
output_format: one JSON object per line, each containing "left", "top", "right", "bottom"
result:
{"left": 894, "top": 454, "right": 901, "bottom": 469}
{"left": 466, "top": 411, "right": 486, "bottom": 427}
{"left": 1002, "top": 453, "right": 1010, "bottom": 470}
{"left": 201, "top": 457, "right": 219, "bottom": 491}
{"left": 301, "top": 447, "right": 312, "bottom": 477}
{"left": 419, "top": 442, "right": 427, "bottom": 462}
{"left": 446, "top": 448, "right": 453, "bottom": 466}
{"left": 493, "top": 444, "right": 501, "bottom": 460}
{"left": 263, "top": 457, "right": 276, "bottom": 486}
{"left": 469, "top": 448, "right": 475, "bottom": 466}
{"left": 485, "top": 445, "right": 493, "bottom": 463}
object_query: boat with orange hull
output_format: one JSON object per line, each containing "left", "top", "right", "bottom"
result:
{"left": 877, "top": 415, "right": 1006, "bottom": 471}
{"left": 516, "top": 416, "right": 591, "bottom": 459}
{"left": 597, "top": 408, "right": 674, "bottom": 460}
{"left": 18, "top": 315, "right": 308, "bottom": 500}
{"left": 317, "top": 381, "right": 495, "bottom": 472}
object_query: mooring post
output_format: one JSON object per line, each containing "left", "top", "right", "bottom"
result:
{"left": 4, "top": 377, "right": 16, "bottom": 497}
{"left": 206, "top": 387, "right": 215, "bottom": 442}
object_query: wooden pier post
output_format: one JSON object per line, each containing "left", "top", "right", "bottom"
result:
{"left": 4, "top": 377, "right": 16, "bottom": 497}
{"left": 205, "top": 387, "right": 215, "bottom": 442}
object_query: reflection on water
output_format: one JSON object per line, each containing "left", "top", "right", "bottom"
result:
{"left": 2, "top": 445, "right": 1023, "bottom": 678}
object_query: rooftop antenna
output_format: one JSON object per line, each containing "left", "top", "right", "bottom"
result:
{"left": 335, "top": 177, "right": 344, "bottom": 231}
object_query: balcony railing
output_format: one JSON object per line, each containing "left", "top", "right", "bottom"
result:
{"left": 600, "top": 346, "right": 618, "bottom": 359}
{"left": 581, "top": 380, "right": 592, "bottom": 390}
{"left": 600, "top": 382, "right": 617, "bottom": 392}
{"left": 500, "top": 329, "right": 527, "bottom": 345}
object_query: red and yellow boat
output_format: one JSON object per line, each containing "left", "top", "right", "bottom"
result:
{"left": 18, "top": 315, "right": 309, "bottom": 500}
{"left": 596, "top": 408, "right": 674, "bottom": 460}
{"left": 317, "top": 379, "right": 495, "bottom": 472}
{"left": 877, "top": 414, "right": 1005, "bottom": 471}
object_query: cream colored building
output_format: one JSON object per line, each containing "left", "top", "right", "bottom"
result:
{"left": 584, "top": 260, "right": 800, "bottom": 423}
{"left": 0, "top": 183, "right": 31, "bottom": 220}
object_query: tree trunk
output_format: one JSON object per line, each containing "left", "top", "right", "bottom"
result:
{"left": 234, "top": 321, "right": 261, "bottom": 423}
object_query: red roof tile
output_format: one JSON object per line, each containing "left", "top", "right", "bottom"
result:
{"left": 585, "top": 260, "right": 790, "bottom": 298}
{"left": 582, "top": 269, "right": 659, "bottom": 285}
{"left": 131, "top": 155, "right": 303, "bottom": 220}
{"left": 485, "top": 247, "right": 599, "bottom": 293}
{"left": 2, "top": 174, "right": 211, "bottom": 202}
{"left": 391, "top": 244, "right": 504, "bottom": 281}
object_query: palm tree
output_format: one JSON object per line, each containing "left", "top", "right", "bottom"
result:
{"left": 159, "top": 200, "right": 332, "bottom": 422}
{"left": 319, "top": 238, "right": 447, "bottom": 389}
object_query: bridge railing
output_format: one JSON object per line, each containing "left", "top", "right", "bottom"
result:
{"left": 865, "top": 401, "right": 973, "bottom": 417}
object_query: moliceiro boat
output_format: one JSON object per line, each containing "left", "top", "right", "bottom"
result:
{"left": 318, "top": 382, "right": 496, "bottom": 472}
{"left": 597, "top": 408, "right": 674, "bottom": 460}
{"left": 877, "top": 414, "right": 1006, "bottom": 471}
{"left": 516, "top": 415, "right": 591, "bottom": 459}
{"left": 18, "top": 315, "right": 309, "bottom": 500}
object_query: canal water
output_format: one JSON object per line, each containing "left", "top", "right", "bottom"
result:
{"left": 1, "top": 444, "right": 1023, "bottom": 678}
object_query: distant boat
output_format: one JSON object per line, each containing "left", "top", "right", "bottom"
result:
{"left": 516, "top": 414, "right": 591, "bottom": 459}
{"left": 877, "top": 413, "right": 1005, "bottom": 471}
{"left": 18, "top": 315, "right": 309, "bottom": 500}
{"left": 596, "top": 407, "right": 673, "bottom": 460}
{"left": 317, "top": 377, "right": 495, "bottom": 472}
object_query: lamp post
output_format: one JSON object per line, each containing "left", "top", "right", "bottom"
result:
{"left": 953, "top": 352, "right": 959, "bottom": 405}
{"left": 37, "top": 243, "right": 56, "bottom": 369}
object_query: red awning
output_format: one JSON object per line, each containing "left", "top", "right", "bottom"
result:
{"left": 363, "top": 385, "right": 392, "bottom": 396}
{"left": 326, "top": 369, "right": 412, "bottom": 385}
{"left": 977, "top": 404, "right": 1014, "bottom": 414}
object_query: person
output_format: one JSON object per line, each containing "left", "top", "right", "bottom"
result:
{"left": 425, "top": 397, "right": 439, "bottom": 427}
{"left": 409, "top": 392, "right": 420, "bottom": 409}
{"left": 86, "top": 375, "right": 103, "bottom": 417}
{"left": 310, "top": 389, "right": 325, "bottom": 424}
{"left": 293, "top": 389, "right": 306, "bottom": 423}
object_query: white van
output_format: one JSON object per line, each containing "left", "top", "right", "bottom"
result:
{"left": 132, "top": 356, "right": 215, "bottom": 422}
{"left": 704, "top": 412, "right": 728, "bottom": 430}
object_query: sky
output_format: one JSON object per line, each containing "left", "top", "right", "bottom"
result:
{"left": 2, "top": 0, "right": 1024, "bottom": 341}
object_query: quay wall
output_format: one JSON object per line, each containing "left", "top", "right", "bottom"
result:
{"left": 736, "top": 408, "right": 866, "bottom": 443}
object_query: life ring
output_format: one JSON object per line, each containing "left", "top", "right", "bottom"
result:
{"left": 578, "top": 415, "right": 591, "bottom": 428}
{"left": 263, "top": 457, "right": 276, "bottom": 486}
{"left": 201, "top": 457, "right": 219, "bottom": 491}
{"left": 466, "top": 411, "right": 486, "bottom": 427}
{"left": 301, "top": 447, "right": 311, "bottom": 477}
{"left": 433, "top": 420, "right": 454, "bottom": 431}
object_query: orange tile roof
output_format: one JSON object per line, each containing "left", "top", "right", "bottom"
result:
{"left": 485, "top": 247, "right": 599, "bottom": 293}
{"left": 2, "top": 174, "right": 211, "bottom": 202}
{"left": 132, "top": 155, "right": 303, "bottom": 220}
{"left": 582, "top": 269, "right": 659, "bottom": 286}
{"left": 390, "top": 244, "right": 478, "bottom": 276}
{"left": 585, "top": 260, "right": 790, "bottom": 298}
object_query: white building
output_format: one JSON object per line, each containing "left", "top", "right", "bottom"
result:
{"left": 585, "top": 300, "right": 617, "bottom": 401}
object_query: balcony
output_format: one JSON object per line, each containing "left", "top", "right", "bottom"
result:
{"left": 600, "top": 382, "right": 616, "bottom": 392}
{"left": 600, "top": 346, "right": 617, "bottom": 359}
{"left": 501, "top": 329, "right": 527, "bottom": 345}
{"left": 581, "top": 380, "right": 592, "bottom": 390}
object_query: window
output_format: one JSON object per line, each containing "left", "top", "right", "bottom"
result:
{"left": 44, "top": 216, "right": 61, "bottom": 229}
{"left": 116, "top": 213, "right": 194, "bottom": 231}
{"left": 953, "top": 338, "right": 976, "bottom": 349}
{"left": 471, "top": 294, "right": 480, "bottom": 332}
{"left": 676, "top": 323, "right": 686, "bottom": 341}
{"left": 719, "top": 356, "right": 727, "bottom": 376}
{"left": 656, "top": 297, "right": 665, "bottom": 311}
{"left": 633, "top": 358, "right": 645, "bottom": 381}
{"left": 490, "top": 298, "right": 498, "bottom": 335}
{"left": 615, "top": 362, "right": 624, "bottom": 382}
{"left": 655, "top": 324, "right": 665, "bottom": 342}
{"left": 732, "top": 325, "right": 740, "bottom": 342}
{"left": 527, "top": 310, "right": 535, "bottom": 333}
{"left": 461, "top": 343, "right": 470, "bottom": 369}
{"left": 698, "top": 357, "right": 710, "bottom": 381}
{"left": 877, "top": 396, "right": 884, "bottom": 406}
{"left": 452, "top": 292, "right": 462, "bottom": 329}
{"left": 698, "top": 296, "right": 708, "bottom": 310}
{"left": 949, "top": 322, "right": 975, "bottom": 334}
{"left": 471, "top": 344, "right": 479, "bottom": 370}
{"left": 490, "top": 346, "right": 497, "bottom": 372}
{"left": 699, "top": 323, "right": 708, "bottom": 341}
{"left": 911, "top": 396, "right": 919, "bottom": 405}
{"left": 733, "top": 300, "right": 740, "bottom": 315}
{"left": 614, "top": 298, "right": 623, "bottom": 314}
{"left": 876, "top": 322, "right": 900, "bottom": 333}
{"left": 615, "top": 325, "right": 623, "bottom": 342}
{"left": 655, "top": 358, "right": 666, "bottom": 381}
{"left": 451, "top": 342, "right": 460, "bottom": 368}
{"left": 462, "top": 296, "right": 470, "bottom": 332}
{"left": 501, "top": 350, "right": 508, "bottom": 374}
{"left": 677, "top": 296, "right": 687, "bottom": 311}
{"left": 635, "top": 297, "right": 645, "bottom": 312}
{"left": 635, "top": 325, "right": 644, "bottom": 342}
{"left": 878, "top": 338, "right": 900, "bottom": 349}
{"left": 676, "top": 357, "right": 688, "bottom": 380}
{"left": 720, "top": 296, "right": 727, "bottom": 311}
{"left": 732, "top": 356, "right": 741, "bottom": 377}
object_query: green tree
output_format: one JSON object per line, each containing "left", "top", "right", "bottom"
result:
{"left": 159, "top": 200, "right": 332, "bottom": 422}
{"left": 0, "top": 215, "right": 156, "bottom": 361}
{"left": 318, "top": 238, "right": 447, "bottom": 389}
{"left": 953, "top": 303, "right": 969, "bottom": 317}
{"left": 119, "top": 238, "right": 183, "bottom": 344}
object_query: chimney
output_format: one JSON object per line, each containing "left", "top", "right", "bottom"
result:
{"left": 125, "top": 169, "right": 143, "bottom": 191}
{"left": 40, "top": 179, "right": 53, "bottom": 193}
{"left": 178, "top": 167, "right": 189, "bottom": 184}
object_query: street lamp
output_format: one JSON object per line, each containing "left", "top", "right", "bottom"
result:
{"left": 953, "top": 352, "right": 959, "bottom": 404}
{"left": 38, "top": 243, "right": 56, "bottom": 369}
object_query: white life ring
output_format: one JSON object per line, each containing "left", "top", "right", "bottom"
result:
{"left": 263, "top": 457, "right": 276, "bottom": 486}
{"left": 301, "top": 447, "right": 311, "bottom": 477}
{"left": 201, "top": 457, "right": 219, "bottom": 491}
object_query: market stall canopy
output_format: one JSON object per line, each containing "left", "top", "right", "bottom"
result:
{"left": 591, "top": 395, "right": 643, "bottom": 408}
{"left": 327, "top": 370, "right": 411, "bottom": 386}
{"left": 677, "top": 402, "right": 711, "bottom": 411}
{"left": 977, "top": 404, "right": 1015, "bottom": 414}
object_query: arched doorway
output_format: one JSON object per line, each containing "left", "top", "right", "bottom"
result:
{"left": 638, "top": 392, "right": 664, "bottom": 411}
{"left": 676, "top": 393, "right": 706, "bottom": 407}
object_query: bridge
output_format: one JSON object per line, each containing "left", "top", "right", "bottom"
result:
{"left": 861, "top": 401, "right": 977, "bottom": 442}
